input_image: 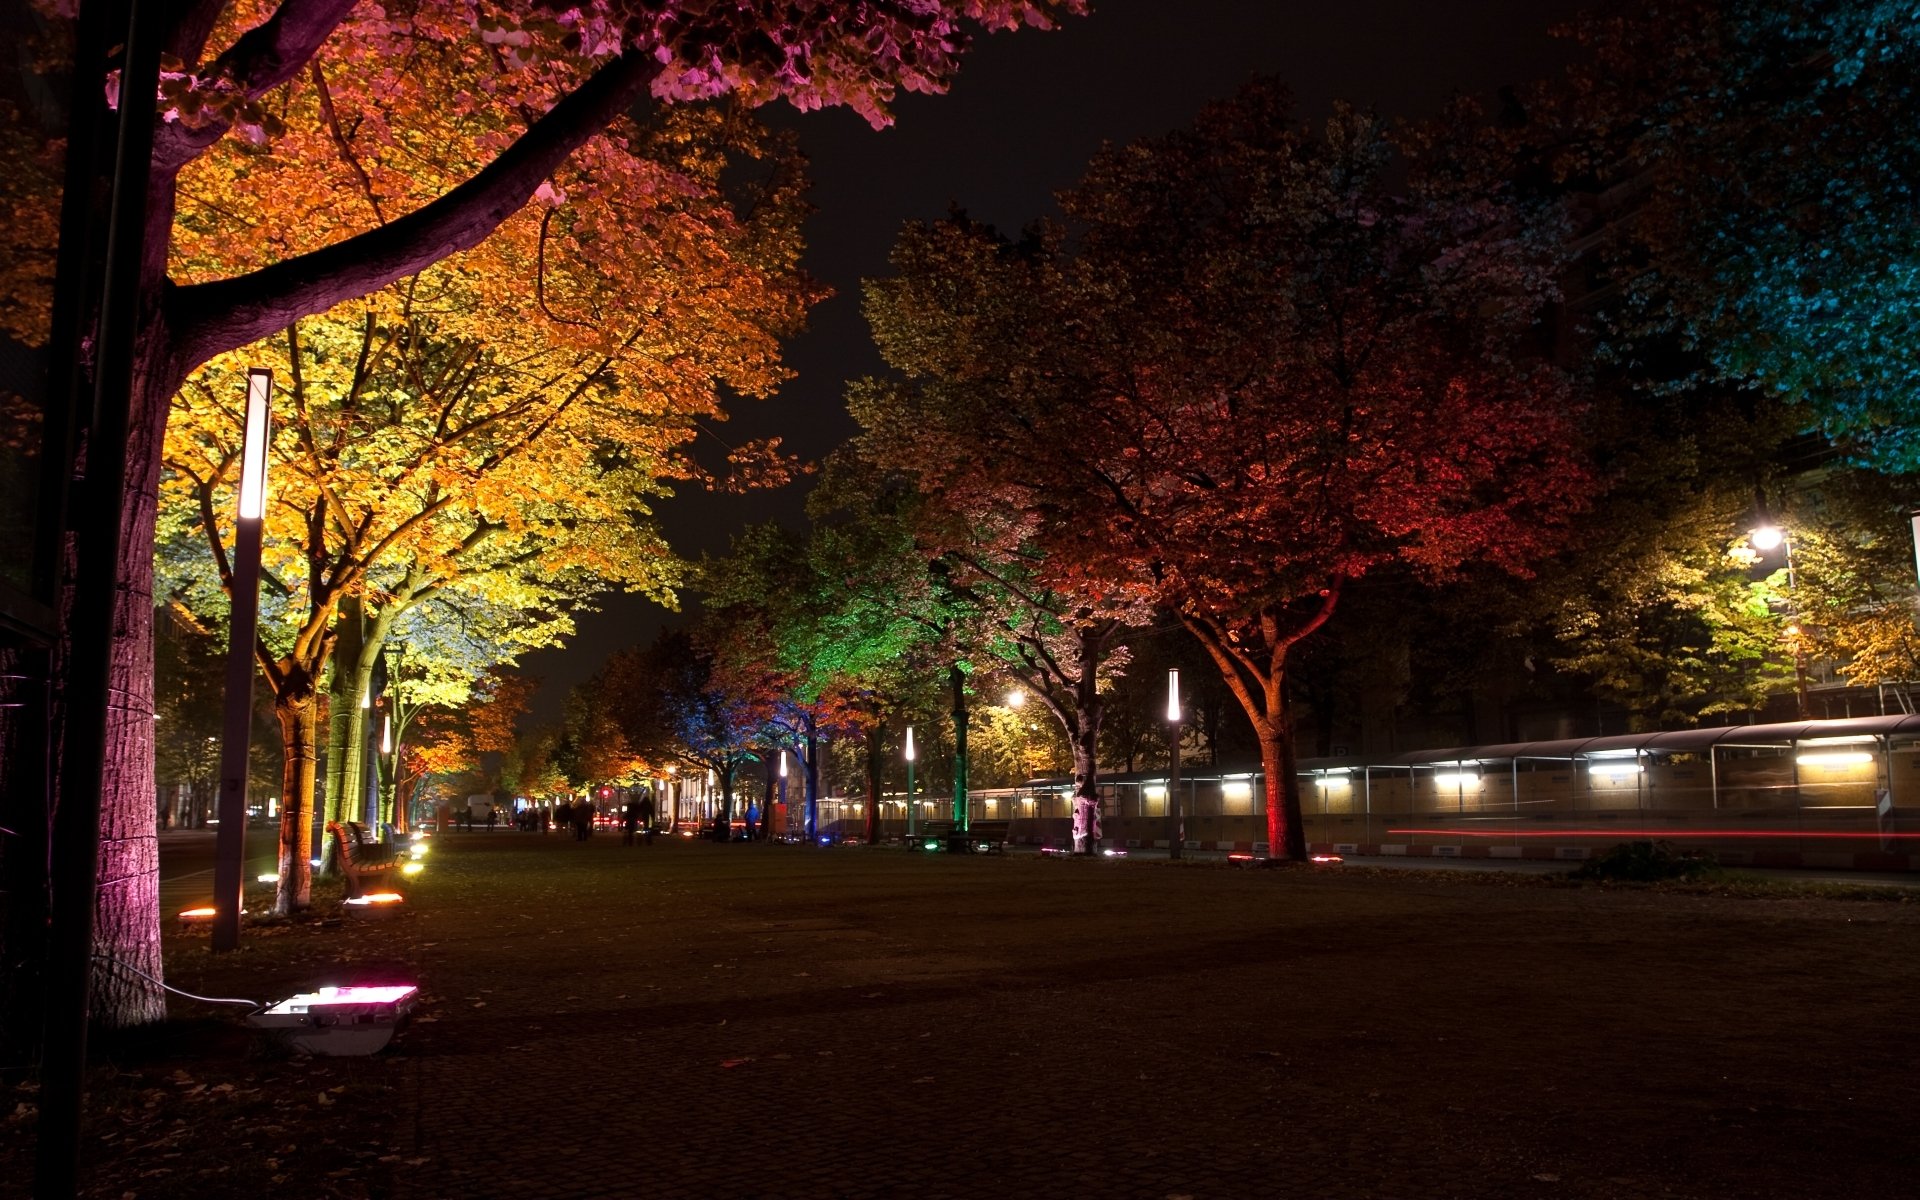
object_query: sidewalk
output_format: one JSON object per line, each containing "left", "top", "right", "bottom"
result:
{"left": 31, "top": 831, "right": 1920, "bottom": 1199}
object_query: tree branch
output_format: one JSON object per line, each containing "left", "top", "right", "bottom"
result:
{"left": 170, "top": 49, "right": 664, "bottom": 369}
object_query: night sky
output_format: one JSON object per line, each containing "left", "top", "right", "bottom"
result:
{"left": 516, "top": 0, "right": 1589, "bottom": 722}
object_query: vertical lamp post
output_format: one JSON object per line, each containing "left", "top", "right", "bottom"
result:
{"left": 905, "top": 725, "right": 917, "bottom": 840}
{"left": 950, "top": 665, "right": 970, "bottom": 834}
{"left": 777, "top": 750, "right": 788, "bottom": 838}
{"left": 212, "top": 368, "right": 272, "bottom": 952}
{"left": 1166, "top": 668, "right": 1184, "bottom": 862}
{"left": 382, "top": 641, "right": 404, "bottom": 831}
{"left": 1753, "top": 524, "right": 1811, "bottom": 719}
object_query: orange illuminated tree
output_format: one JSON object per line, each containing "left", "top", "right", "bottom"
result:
{"left": 58, "top": 0, "right": 1082, "bottom": 1020}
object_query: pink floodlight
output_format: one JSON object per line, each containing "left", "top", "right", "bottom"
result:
{"left": 249, "top": 984, "right": 420, "bottom": 1056}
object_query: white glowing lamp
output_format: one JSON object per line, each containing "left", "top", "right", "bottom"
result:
{"left": 904, "top": 725, "right": 916, "bottom": 762}
{"left": 1166, "top": 669, "right": 1181, "bottom": 723}
{"left": 1751, "top": 524, "right": 1784, "bottom": 551}
{"left": 778, "top": 750, "right": 788, "bottom": 778}
{"left": 1005, "top": 688, "right": 1025, "bottom": 709}
{"left": 381, "top": 711, "right": 393, "bottom": 754}
{"left": 238, "top": 369, "right": 272, "bottom": 520}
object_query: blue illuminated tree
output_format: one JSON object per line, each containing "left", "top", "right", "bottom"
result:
{"left": 1549, "top": 0, "right": 1920, "bottom": 468}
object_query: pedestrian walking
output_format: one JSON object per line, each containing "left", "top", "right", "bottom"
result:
{"left": 573, "top": 798, "right": 594, "bottom": 841}
{"left": 622, "top": 795, "right": 641, "bottom": 846}
{"left": 638, "top": 793, "right": 656, "bottom": 844}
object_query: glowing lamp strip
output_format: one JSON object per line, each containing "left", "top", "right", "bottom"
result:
{"left": 1587, "top": 762, "right": 1643, "bottom": 778}
{"left": 401, "top": 861, "right": 425, "bottom": 876}
{"left": 345, "top": 892, "right": 404, "bottom": 906}
{"left": 261, "top": 985, "right": 417, "bottom": 1015}
{"left": 178, "top": 906, "right": 217, "bottom": 920}
{"left": 1387, "top": 827, "right": 1920, "bottom": 840}
{"left": 238, "top": 370, "right": 272, "bottom": 519}
{"left": 1796, "top": 751, "right": 1873, "bottom": 767}
{"left": 1431, "top": 772, "right": 1480, "bottom": 789}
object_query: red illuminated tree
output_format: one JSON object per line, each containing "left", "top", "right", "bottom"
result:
{"left": 864, "top": 82, "right": 1590, "bottom": 859}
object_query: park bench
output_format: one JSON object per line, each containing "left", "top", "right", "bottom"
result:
{"left": 911, "top": 819, "right": 1009, "bottom": 853}
{"left": 911, "top": 821, "right": 955, "bottom": 850}
{"left": 327, "top": 820, "right": 398, "bottom": 898}
{"left": 963, "top": 820, "right": 1010, "bottom": 854}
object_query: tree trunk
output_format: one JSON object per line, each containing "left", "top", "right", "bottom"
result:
{"left": 321, "top": 596, "right": 364, "bottom": 874}
{"left": 1071, "top": 627, "right": 1106, "bottom": 855}
{"left": 88, "top": 330, "right": 178, "bottom": 1028}
{"left": 761, "top": 757, "right": 775, "bottom": 841}
{"left": 803, "top": 715, "right": 820, "bottom": 841}
{"left": 863, "top": 724, "right": 883, "bottom": 845}
{"left": 1257, "top": 681, "right": 1307, "bottom": 861}
{"left": 272, "top": 682, "right": 318, "bottom": 914}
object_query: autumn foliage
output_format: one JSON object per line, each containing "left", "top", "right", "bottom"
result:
{"left": 861, "top": 82, "right": 1590, "bottom": 857}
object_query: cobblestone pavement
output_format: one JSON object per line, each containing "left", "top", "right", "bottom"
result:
{"left": 34, "top": 831, "right": 1920, "bottom": 1200}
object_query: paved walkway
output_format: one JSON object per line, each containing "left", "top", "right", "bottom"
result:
{"left": 58, "top": 831, "right": 1920, "bottom": 1199}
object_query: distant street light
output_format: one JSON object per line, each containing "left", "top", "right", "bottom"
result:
{"left": 904, "top": 724, "right": 917, "bottom": 840}
{"left": 1752, "top": 523, "right": 1810, "bottom": 719}
{"left": 213, "top": 368, "right": 272, "bottom": 952}
{"left": 1166, "top": 669, "right": 1184, "bottom": 861}
{"left": 1005, "top": 688, "right": 1025, "bottom": 709}
{"left": 777, "top": 750, "right": 788, "bottom": 837}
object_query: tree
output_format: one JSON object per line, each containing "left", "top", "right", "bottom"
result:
{"left": 863, "top": 83, "right": 1589, "bottom": 859}
{"left": 823, "top": 416, "right": 1149, "bottom": 849}
{"left": 701, "top": 518, "right": 949, "bottom": 842}
{"left": 598, "top": 628, "right": 767, "bottom": 837}
{"left": 29, "top": 0, "right": 1082, "bottom": 1025}
{"left": 1538, "top": 0, "right": 1920, "bottom": 469}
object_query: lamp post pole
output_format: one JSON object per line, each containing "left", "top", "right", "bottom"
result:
{"left": 905, "top": 724, "right": 917, "bottom": 840}
{"left": 950, "top": 665, "right": 970, "bottom": 834}
{"left": 382, "top": 642, "right": 404, "bottom": 832}
{"left": 213, "top": 368, "right": 273, "bottom": 952}
{"left": 1755, "top": 524, "right": 1811, "bottom": 719}
{"left": 1166, "top": 669, "right": 1184, "bottom": 862}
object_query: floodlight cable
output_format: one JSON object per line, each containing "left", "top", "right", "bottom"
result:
{"left": 91, "top": 951, "right": 260, "bottom": 1008}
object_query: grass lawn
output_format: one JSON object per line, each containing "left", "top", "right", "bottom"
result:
{"left": 7, "top": 833, "right": 1917, "bottom": 1199}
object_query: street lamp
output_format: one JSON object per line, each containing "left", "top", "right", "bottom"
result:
{"left": 1005, "top": 688, "right": 1025, "bottom": 709}
{"left": 904, "top": 724, "right": 917, "bottom": 840}
{"left": 213, "top": 368, "right": 272, "bottom": 952}
{"left": 381, "top": 640, "right": 405, "bottom": 830}
{"left": 1166, "top": 669, "right": 1183, "bottom": 862}
{"left": 950, "top": 665, "right": 970, "bottom": 835}
{"left": 1752, "top": 523, "right": 1810, "bottom": 719}
{"left": 777, "top": 750, "right": 788, "bottom": 838}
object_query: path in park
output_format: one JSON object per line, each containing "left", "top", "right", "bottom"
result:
{"left": 35, "top": 831, "right": 1920, "bottom": 1199}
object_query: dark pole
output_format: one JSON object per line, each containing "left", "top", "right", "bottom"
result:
{"left": 950, "top": 664, "right": 969, "bottom": 833}
{"left": 37, "top": 0, "right": 164, "bottom": 1191}
{"left": 212, "top": 369, "right": 273, "bottom": 952}
{"left": 1167, "top": 669, "right": 1184, "bottom": 861}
